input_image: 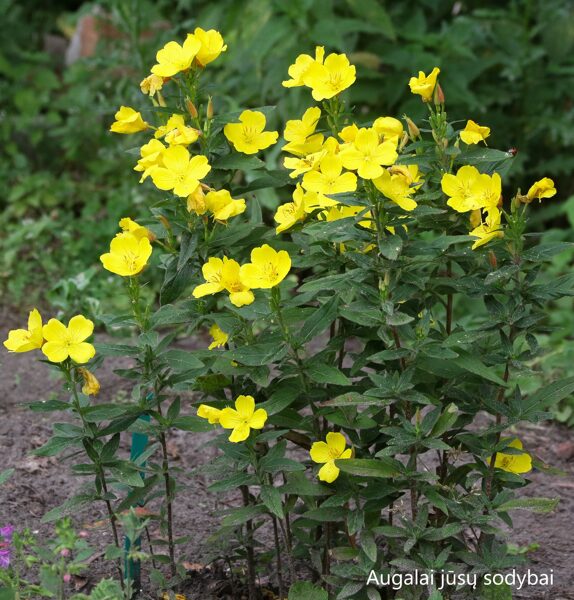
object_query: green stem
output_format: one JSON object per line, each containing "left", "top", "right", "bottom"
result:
{"left": 64, "top": 366, "right": 124, "bottom": 589}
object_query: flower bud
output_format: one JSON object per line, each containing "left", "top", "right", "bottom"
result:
{"left": 399, "top": 132, "right": 409, "bottom": 152}
{"left": 156, "top": 91, "right": 166, "bottom": 108}
{"left": 78, "top": 368, "right": 100, "bottom": 396}
{"left": 404, "top": 115, "right": 420, "bottom": 140}
{"left": 186, "top": 98, "right": 198, "bottom": 119}
{"left": 433, "top": 83, "right": 445, "bottom": 106}
{"left": 60, "top": 548, "right": 71, "bottom": 557}
{"left": 157, "top": 215, "right": 171, "bottom": 230}
{"left": 63, "top": 573, "right": 71, "bottom": 584}
{"left": 207, "top": 96, "right": 214, "bottom": 120}
{"left": 488, "top": 251, "right": 498, "bottom": 269}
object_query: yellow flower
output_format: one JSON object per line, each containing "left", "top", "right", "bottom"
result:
{"left": 100, "top": 232, "right": 153, "bottom": 277}
{"left": 302, "top": 155, "right": 357, "bottom": 196}
{"left": 221, "top": 258, "right": 255, "bottom": 307}
{"left": 110, "top": 106, "right": 149, "bottom": 134}
{"left": 321, "top": 204, "right": 372, "bottom": 229}
{"left": 442, "top": 166, "right": 501, "bottom": 213}
{"left": 192, "top": 257, "right": 225, "bottom": 298}
{"left": 3, "top": 309, "right": 44, "bottom": 353}
{"left": 460, "top": 120, "right": 490, "bottom": 145}
{"left": 224, "top": 110, "right": 278, "bottom": 155}
{"left": 240, "top": 245, "right": 291, "bottom": 289}
{"left": 310, "top": 432, "right": 352, "bottom": 483}
{"left": 408, "top": 67, "right": 440, "bottom": 102}
{"left": 373, "top": 167, "right": 419, "bottom": 211}
{"left": 151, "top": 35, "right": 201, "bottom": 77}
{"left": 219, "top": 395, "right": 268, "bottom": 442}
{"left": 492, "top": 438, "right": 532, "bottom": 474}
{"left": 284, "top": 107, "right": 321, "bottom": 142}
{"left": 187, "top": 185, "right": 208, "bottom": 215}
{"left": 134, "top": 139, "right": 166, "bottom": 182}
{"left": 282, "top": 107, "right": 323, "bottom": 156}
{"left": 140, "top": 74, "right": 164, "bottom": 96}
{"left": 78, "top": 368, "right": 100, "bottom": 396}
{"left": 339, "top": 123, "right": 359, "bottom": 143}
{"left": 302, "top": 190, "right": 339, "bottom": 213}
{"left": 150, "top": 146, "right": 211, "bottom": 197}
{"left": 155, "top": 114, "right": 200, "bottom": 146}
{"left": 197, "top": 404, "right": 222, "bottom": 424}
{"left": 283, "top": 148, "right": 327, "bottom": 178}
{"left": 469, "top": 208, "right": 504, "bottom": 250}
{"left": 302, "top": 52, "right": 356, "bottom": 101}
{"left": 274, "top": 185, "right": 307, "bottom": 233}
{"left": 193, "top": 27, "right": 227, "bottom": 66}
{"left": 526, "top": 177, "right": 556, "bottom": 203}
{"left": 204, "top": 189, "right": 246, "bottom": 221}
{"left": 340, "top": 127, "right": 398, "bottom": 179}
{"left": 282, "top": 47, "right": 325, "bottom": 88}
{"left": 119, "top": 217, "right": 154, "bottom": 242}
{"left": 282, "top": 134, "right": 325, "bottom": 158}
{"left": 373, "top": 116, "right": 403, "bottom": 145}
{"left": 208, "top": 324, "right": 229, "bottom": 350}
{"left": 42, "top": 315, "right": 95, "bottom": 364}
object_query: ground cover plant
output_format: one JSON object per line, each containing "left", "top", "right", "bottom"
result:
{"left": 3, "top": 24, "right": 574, "bottom": 600}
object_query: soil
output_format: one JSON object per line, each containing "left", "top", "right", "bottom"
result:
{"left": 1, "top": 318, "right": 573, "bottom": 600}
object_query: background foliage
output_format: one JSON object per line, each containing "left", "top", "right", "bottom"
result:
{"left": 1, "top": 0, "right": 573, "bottom": 414}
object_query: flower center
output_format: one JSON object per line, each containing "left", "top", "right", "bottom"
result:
{"left": 263, "top": 262, "right": 279, "bottom": 282}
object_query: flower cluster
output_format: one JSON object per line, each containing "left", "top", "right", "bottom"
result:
{"left": 198, "top": 395, "right": 268, "bottom": 443}
{"left": 4, "top": 309, "right": 95, "bottom": 366}
{"left": 193, "top": 244, "right": 291, "bottom": 307}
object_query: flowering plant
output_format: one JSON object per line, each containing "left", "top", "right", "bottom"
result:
{"left": 5, "top": 27, "right": 574, "bottom": 600}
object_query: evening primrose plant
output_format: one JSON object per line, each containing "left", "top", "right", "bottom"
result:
{"left": 4, "top": 29, "right": 573, "bottom": 600}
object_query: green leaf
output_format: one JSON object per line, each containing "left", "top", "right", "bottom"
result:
{"left": 278, "top": 472, "right": 332, "bottom": 496}
{"left": 429, "top": 403, "right": 459, "bottom": 437}
{"left": 161, "top": 349, "right": 204, "bottom": 372}
{"left": 479, "top": 582, "right": 512, "bottom": 600}
{"left": 336, "top": 458, "right": 402, "bottom": 478}
{"left": 288, "top": 582, "right": 328, "bottom": 600}
{"left": 109, "top": 465, "right": 145, "bottom": 488}
{"left": 306, "top": 363, "right": 351, "bottom": 386}
{"left": 453, "top": 352, "right": 508, "bottom": 386}
{"left": 260, "top": 382, "right": 301, "bottom": 415}
{"left": 209, "top": 472, "right": 257, "bottom": 493}
{"left": 523, "top": 376, "right": 574, "bottom": 410}
{"left": 297, "top": 296, "right": 339, "bottom": 344}
{"left": 172, "top": 415, "right": 213, "bottom": 432}
{"left": 94, "top": 342, "right": 139, "bottom": 357}
{"left": 522, "top": 242, "right": 574, "bottom": 261}
{"left": 303, "top": 506, "right": 347, "bottom": 521}
{"left": 34, "top": 436, "right": 80, "bottom": 457}
{"left": 345, "top": 0, "right": 395, "bottom": 39}
{"left": 360, "top": 530, "right": 377, "bottom": 562}
{"left": 27, "top": 399, "right": 70, "bottom": 412}
{"left": 0, "top": 468, "right": 14, "bottom": 486}
{"left": 260, "top": 485, "right": 284, "bottom": 519}
{"left": 151, "top": 303, "right": 193, "bottom": 327}
{"left": 212, "top": 154, "right": 265, "bottom": 170}
{"left": 83, "top": 404, "right": 127, "bottom": 422}
{"left": 41, "top": 493, "right": 96, "bottom": 522}
{"left": 378, "top": 234, "right": 403, "bottom": 260}
{"left": 229, "top": 342, "right": 288, "bottom": 366}
{"left": 222, "top": 504, "right": 267, "bottom": 527}
{"left": 497, "top": 497, "right": 559, "bottom": 513}
{"left": 323, "top": 392, "right": 390, "bottom": 407}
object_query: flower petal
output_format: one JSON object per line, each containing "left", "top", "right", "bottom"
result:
{"left": 235, "top": 395, "right": 255, "bottom": 419}
{"left": 318, "top": 460, "right": 340, "bottom": 483}
{"left": 69, "top": 342, "right": 96, "bottom": 364}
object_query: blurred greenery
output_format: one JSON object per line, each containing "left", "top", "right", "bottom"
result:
{"left": 1, "top": 0, "right": 573, "bottom": 413}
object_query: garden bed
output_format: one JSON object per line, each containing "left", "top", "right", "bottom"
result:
{"left": 1, "top": 332, "right": 573, "bottom": 599}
